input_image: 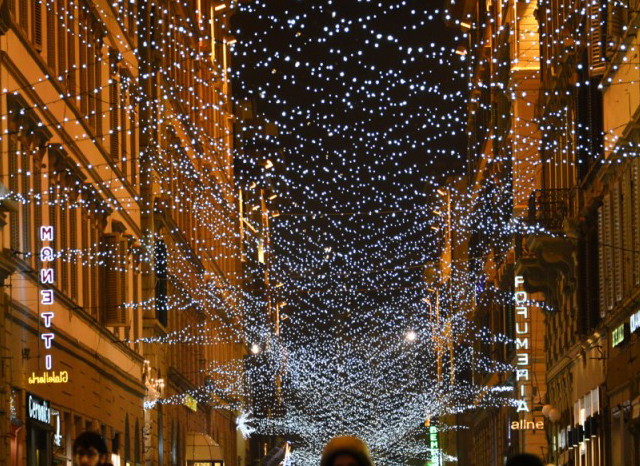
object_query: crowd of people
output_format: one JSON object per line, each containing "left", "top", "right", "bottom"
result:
{"left": 71, "top": 430, "right": 545, "bottom": 466}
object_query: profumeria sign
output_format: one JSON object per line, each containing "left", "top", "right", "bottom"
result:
{"left": 30, "top": 226, "right": 67, "bottom": 384}
{"left": 514, "top": 276, "right": 531, "bottom": 413}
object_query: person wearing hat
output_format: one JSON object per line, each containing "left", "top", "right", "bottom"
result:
{"left": 320, "top": 436, "right": 374, "bottom": 466}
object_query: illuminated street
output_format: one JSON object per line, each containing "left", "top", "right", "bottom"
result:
{"left": 0, "top": 1, "right": 636, "bottom": 466}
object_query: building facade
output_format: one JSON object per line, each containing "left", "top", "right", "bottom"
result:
{"left": 446, "top": 0, "right": 547, "bottom": 464}
{"left": 0, "top": 1, "right": 244, "bottom": 466}
{"left": 446, "top": 0, "right": 640, "bottom": 465}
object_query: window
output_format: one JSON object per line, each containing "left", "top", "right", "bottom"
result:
{"left": 155, "top": 240, "right": 168, "bottom": 327}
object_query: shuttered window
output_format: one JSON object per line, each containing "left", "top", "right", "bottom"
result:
{"left": 34, "top": 158, "right": 42, "bottom": 266}
{"left": 70, "top": 207, "right": 77, "bottom": 300}
{"left": 622, "top": 168, "right": 634, "bottom": 295}
{"left": 130, "top": 92, "right": 137, "bottom": 186}
{"left": 47, "top": 0, "right": 56, "bottom": 69}
{"left": 79, "top": 15, "right": 88, "bottom": 115}
{"left": 57, "top": 0, "right": 66, "bottom": 82}
{"left": 81, "top": 207, "right": 90, "bottom": 312}
{"left": 613, "top": 183, "right": 623, "bottom": 303}
{"left": 634, "top": 160, "right": 640, "bottom": 285}
{"left": 94, "top": 44, "right": 103, "bottom": 136}
{"left": 60, "top": 192, "right": 68, "bottom": 293}
{"left": 101, "top": 233, "right": 128, "bottom": 326}
{"left": 90, "top": 218, "right": 97, "bottom": 318}
{"left": 66, "top": 0, "right": 76, "bottom": 93}
{"left": 48, "top": 167, "right": 57, "bottom": 286}
{"left": 587, "top": 0, "right": 606, "bottom": 76}
{"left": 19, "top": 0, "right": 27, "bottom": 32}
{"left": 603, "top": 195, "right": 614, "bottom": 310}
{"left": 120, "top": 72, "right": 128, "bottom": 175}
{"left": 9, "top": 137, "right": 19, "bottom": 253}
{"left": 33, "top": 0, "right": 42, "bottom": 49}
{"left": 21, "top": 150, "right": 31, "bottom": 262}
{"left": 109, "top": 67, "right": 119, "bottom": 160}
{"left": 606, "top": 1, "right": 625, "bottom": 56}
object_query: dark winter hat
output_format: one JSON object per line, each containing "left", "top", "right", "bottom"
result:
{"left": 320, "top": 436, "right": 374, "bottom": 466}
{"left": 72, "top": 431, "right": 108, "bottom": 456}
{"left": 506, "top": 453, "right": 544, "bottom": 466}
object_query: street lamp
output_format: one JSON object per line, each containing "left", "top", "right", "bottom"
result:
{"left": 251, "top": 344, "right": 260, "bottom": 355}
{"left": 405, "top": 330, "right": 417, "bottom": 342}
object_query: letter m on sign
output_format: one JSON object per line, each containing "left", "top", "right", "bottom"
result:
{"left": 40, "top": 226, "right": 54, "bottom": 242}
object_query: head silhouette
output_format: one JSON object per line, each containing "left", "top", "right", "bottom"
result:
{"left": 506, "top": 453, "right": 544, "bottom": 466}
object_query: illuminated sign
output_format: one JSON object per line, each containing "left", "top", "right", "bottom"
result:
{"left": 28, "top": 371, "right": 69, "bottom": 384}
{"left": 27, "top": 392, "right": 50, "bottom": 424}
{"left": 32, "top": 226, "right": 67, "bottom": 382}
{"left": 514, "top": 276, "right": 531, "bottom": 413}
{"left": 183, "top": 394, "right": 197, "bottom": 412}
{"left": 612, "top": 324, "right": 625, "bottom": 347}
{"left": 428, "top": 425, "right": 440, "bottom": 466}
{"left": 631, "top": 310, "right": 640, "bottom": 333}
{"left": 51, "top": 409, "right": 62, "bottom": 446}
{"left": 510, "top": 419, "right": 545, "bottom": 430}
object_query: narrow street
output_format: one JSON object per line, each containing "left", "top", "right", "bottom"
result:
{"left": 0, "top": 1, "right": 637, "bottom": 466}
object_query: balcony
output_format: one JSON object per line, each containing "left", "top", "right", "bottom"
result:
{"left": 516, "top": 189, "right": 576, "bottom": 311}
{"left": 527, "top": 189, "right": 570, "bottom": 232}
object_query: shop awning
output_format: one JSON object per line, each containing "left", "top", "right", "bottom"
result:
{"left": 186, "top": 433, "right": 223, "bottom": 462}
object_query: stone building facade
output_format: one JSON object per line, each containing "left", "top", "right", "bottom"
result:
{"left": 446, "top": 1, "right": 640, "bottom": 466}
{"left": 0, "top": 1, "right": 244, "bottom": 466}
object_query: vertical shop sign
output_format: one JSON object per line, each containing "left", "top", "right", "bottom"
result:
{"left": 514, "top": 276, "right": 531, "bottom": 413}
{"left": 29, "top": 226, "right": 68, "bottom": 384}
{"left": 428, "top": 425, "right": 441, "bottom": 466}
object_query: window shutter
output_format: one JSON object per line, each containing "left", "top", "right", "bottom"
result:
{"left": 33, "top": 0, "right": 43, "bottom": 49}
{"left": 587, "top": 0, "right": 606, "bottom": 77}
{"left": 101, "top": 233, "right": 127, "bottom": 326}
{"left": 19, "top": 0, "right": 27, "bottom": 31}
{"left": 120, "top": 73, "right": 128, "bottom": 175}
{"left": 70, "top": 208, "right": 78, "bottom": 300}
{"left": 606, "top": 1, "right": 624, "bottom": 56}
{"left": 598, "top": 207, "right": 606, "bottom": 316}
{"left": 79, "top": 16, "right": 87, "bottom": 114}
{"left": 603, "top": 194, "right": 614, "bottom": 310}
{"left": 60, "top": 199, "right": 68, "bottom": 293}
{"left": 66, "top": 0, "right": 76, "bottom": 94}
{"left": 9, "top": 138, "right": 19, "bottom": 253}
{"left": 634, "top": 159, "right": 640, "bottom": 285}
{"left": 57, "top": 0, "right": 66, "bottom": 82}
{"left": 130, "top": 92, "right": 137, "bottom": 186}
{"left": 95, "top": 42, "right": 103, "bottom": 136}
{"left": 47, "top": 1, "right": 55, "bottom": 69}
{"left": 109, "top": 72, "right": 119, "bottom": 160}
{"left": 21, "top": 151, "right": 31, "bottom": 260}
{"left": 613, "top": 183, "right": 623, "bottom": 303}
{"left": 622, "top": 168, "right": 634, "bottom": 295}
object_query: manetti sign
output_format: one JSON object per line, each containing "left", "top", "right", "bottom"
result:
{"left": 514, "top": 276, "right": 531, "bottom": 413}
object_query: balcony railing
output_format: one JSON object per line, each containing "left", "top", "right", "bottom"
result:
{"left": 528, "top": 189, "right": 570, "bottom": 232}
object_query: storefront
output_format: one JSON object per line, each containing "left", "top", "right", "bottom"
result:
{"left": 25, "top": 392, "right": 53, "bottom": 466}
{"left": 608, "top": 310, "right": 640, "bottom": 466}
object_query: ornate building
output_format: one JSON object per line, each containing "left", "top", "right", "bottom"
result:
{"left": 0, "top": 1, "right": 244, "bottom": 466}
{"left": 446, "top": 0, "right": 547, "bottom": 464}
{"left": 446, "top": 1, "right": 640, "bottom": 466}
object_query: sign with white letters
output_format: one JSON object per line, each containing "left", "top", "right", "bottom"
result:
{"left": 514, "top": 276, "right": 531, "bottom": 413}
{"left": 30, "top": 226, "right": 67, "bottom": 384}
{"left": 26, "top": 392, "right": 51, "bottom": 424}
